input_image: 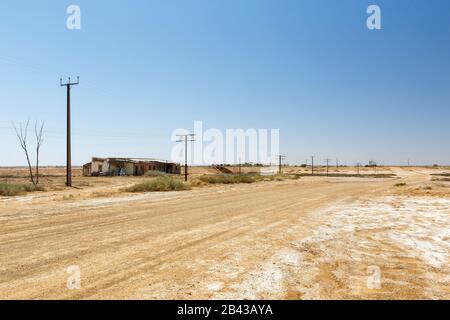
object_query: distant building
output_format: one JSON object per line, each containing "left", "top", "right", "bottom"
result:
{"left": 83, "top": 157, "right": 181, "bottom": 176}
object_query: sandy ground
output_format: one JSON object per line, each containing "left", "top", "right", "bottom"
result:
{"left": 0, "top": 167, "right": 449, "bottom": 299}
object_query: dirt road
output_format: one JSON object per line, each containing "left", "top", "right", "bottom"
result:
{"left": 0, "top": 172, "right": 449, "bottom": 299}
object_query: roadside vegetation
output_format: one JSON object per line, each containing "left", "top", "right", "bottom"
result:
{"left": 199, "top": 174, "right": 255, "bottom": 184}
{"left": 431, "top": 173, "right": 450, "bottom": 182}
{"left": 144, "top": 170, "right": 167, "bottom": 177}
{"left": 194, "top": 173, "right": 300, "bottom": 186}
{"left": 125, "top": 176, "right": 191, "bottom": 192}
{"left": 0, "top": 182, "right": 44, "bottom": 196}
{"left": 125, "top": 173, "right": 300, "bottom": 192}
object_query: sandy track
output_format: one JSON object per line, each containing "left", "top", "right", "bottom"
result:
{"left": 0, "top": 174, "right": 448, "bottom": 299}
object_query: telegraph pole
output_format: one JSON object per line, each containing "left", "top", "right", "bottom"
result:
{"left": 278, "top": 155, "right": 286, "bottom": 175}
{"left": 336, "top": 158, "right": 339, "bottom": 169}
{"left": 356, "top": 163, "right": 361, "bottom": 175}
{"left": 60, "top": 77, "right": 79, "bottom": 187}
{"left": 311, "top": 156, "right": 315, "bottom": 175}
{"left": 238, "top": 157, "right": 242, "bottom": 175}
{"left": 324, "top": 158, "right": 332, "bottom": 176}
{"left": 176, "top": 134, "right": 195, "bottom": 182}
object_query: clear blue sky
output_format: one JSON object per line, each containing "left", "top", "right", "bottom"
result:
{"left": 1, "top": 0, "right": 449, "bottom": 166}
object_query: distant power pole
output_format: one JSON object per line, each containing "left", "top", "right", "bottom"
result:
{"left": 238, "top": 157, "right": 242, "bottom": 175}
{"left": 336, "top": 158, "right": 339, "bottom": 169}
{"left": 324, "top": 158, "right": 332, "bottom": 176}
{"left": 60, "top": 77, "right": 79, "bottom": 187}
{"left": 311, "top": 156, "right": 315, "bottom": 175}
{"left": 356, "top": 163, "right": 361, "bottom": 175}
{"left": 278, "top": 155, "right": 286, "bottom": 175}
{"left": 176, "top": 133, "right": 196, "bottom": 182}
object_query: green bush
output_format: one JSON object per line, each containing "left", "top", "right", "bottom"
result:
{"left": 125, "top": 176, "right": 191, "bottom": 192}
{"left": 0, "top": 182, "right": 44, "bottom": 196}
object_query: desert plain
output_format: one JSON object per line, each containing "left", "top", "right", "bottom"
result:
{"left": 0, "top": 165, "right": 449, "bottom": 299}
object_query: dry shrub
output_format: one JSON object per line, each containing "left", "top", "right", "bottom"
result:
{"left": 0, "top": 182, "right": 44, "bottom": 196}
{"left": 199, "top": 174, "right": 256, "bottom": 184}
{"left": 125, "top": 176, "right": 191, "bottom": 193}
{"left": 189, "top": 179, "right": 207, "bottom": 187}
{"left": 394, "top": 182, "right": 407, "bottom": 187}
{"left": 198, "top": 174, "right": 295, "bottom": 185}
{"left": 144, "top": 170, "right": 167, "bottom": 177}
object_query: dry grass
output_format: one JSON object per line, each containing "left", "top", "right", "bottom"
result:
{"left": 393, "top": 181, "right": 450, "bottom": 198}
{"left": 0, "top": 182, "right": 44, "bottom": 196}
{"left": 431, "top": 173, "right": 450, "bottom": 177}
{"left": 144, "top": 170, "right": 167, "bottom": 177}
{"left": 189, "top": 179, "right": 208, "bottom": 188}
{"left": 394, "top": 182, "right": 407, "bottom": 187}
{"left": 125, "top": 176, "right": 191, "bottom": 192}
{"left": 199, "top": 174, "right": 256, "bottom": 184}
{"left": 197, "top": 174, "right": 300, "bottom": 185}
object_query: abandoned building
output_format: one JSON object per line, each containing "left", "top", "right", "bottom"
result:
{"left": 83, "top": 157, "right": 181, "bottom": 176}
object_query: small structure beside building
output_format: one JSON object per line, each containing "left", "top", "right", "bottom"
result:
{"left": 83, "top": 157, "right": 181, "bottom": 176}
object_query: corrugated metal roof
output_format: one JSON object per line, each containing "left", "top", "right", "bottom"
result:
{"left": 90, "top": 157, "right": 178, "bottom": 165}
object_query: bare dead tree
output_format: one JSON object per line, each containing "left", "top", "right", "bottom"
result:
{"left": 13, "top": 120, "right": 45, "bottom": 186}
{"left": 13, "top": 120, "right": 36, "bottom": 185}
{"left": 35, "top": 121, "right": 45, "bottom": 185}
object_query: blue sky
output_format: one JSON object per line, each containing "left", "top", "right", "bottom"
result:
{"left": 1, "top": 0, "right": 449, "bottom": 166}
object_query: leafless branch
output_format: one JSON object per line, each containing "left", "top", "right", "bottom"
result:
{"left": 13, "top": 120, "right": 36, "bottom": 185}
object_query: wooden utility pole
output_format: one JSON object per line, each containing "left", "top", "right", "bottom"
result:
{"left": 60, "top": 77, "right": 79, "bottom": 187}
{"left": 324, "top": 158, "right": 332, "bottom": 176}
{"left": 356, "top": 163, "right": 361, "bottom": 175}
{"left": 176, "top": 134, "right": 195, "bottom": 182}
{"left": 277, "top": 155, "right": 286, "bottom": 175}
{"left": 311, "top": 156, "right": 315, "bottom": 175}
{"left": 238, "top": 157, "right": 242, "bottom": 175}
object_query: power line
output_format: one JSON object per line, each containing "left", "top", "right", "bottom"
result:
{"left": 176, "top": 133, "right": 195, "bottom": 182}
{"left": 60, "top": 76, "right": 79, "bottom": 187}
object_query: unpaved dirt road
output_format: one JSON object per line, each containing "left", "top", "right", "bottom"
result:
{"left": 0, "top": 169, "right": 449, "bottom": 299}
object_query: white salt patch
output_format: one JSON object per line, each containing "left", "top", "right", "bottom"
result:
{"left": 207, "top": 281, "right": 224, "bottom": 291}
{"left": 276, "top": 249, "right": 301, "bottom": 267}
{"left": 300, "top": 196, "right": 450, "bottom": 268}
